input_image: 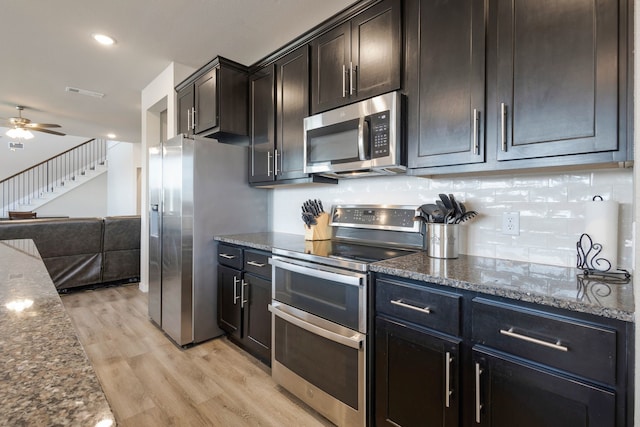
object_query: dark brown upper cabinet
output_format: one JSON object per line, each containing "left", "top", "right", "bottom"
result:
{"left": 175, "top": 56, "right": 249, "bottom": 144}
{"left": 405, "top": 0, "right": 486, "bottom": 169}
{"left": 310, "top": 0, "right": 401, "bottom": 114}
{"left": 493, "top": 0, "right": 622, "bottom": 162}
{"left": 249, "top": 66, "right": 275, "bottom": 184}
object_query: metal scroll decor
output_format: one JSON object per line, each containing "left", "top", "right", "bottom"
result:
{"left": 576, "top": 233, "right": 630, "bottom": 281}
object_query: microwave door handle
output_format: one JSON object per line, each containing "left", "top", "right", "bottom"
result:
{"left": 358, "top": 116, "right": 370, "bottom": 161}
{"left": 268, "top": 304, "right": 364, "bottom": 350}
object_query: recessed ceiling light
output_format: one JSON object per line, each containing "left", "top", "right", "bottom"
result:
{"left": 92, "top": 33, "right": 116, "bottom": 46}
{"left": 107, "top": 133, "right": 116, "bottom": 139}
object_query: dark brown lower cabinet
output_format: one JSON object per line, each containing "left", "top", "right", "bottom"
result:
{"left": 241, "top": 273, "right": 271, "bottom": 362}
{"left": 375, "top": 316, "right": 460, "bottom": 427}
{"left": 473, "top": 347, "right": 616, "bottom": 427}
{"left": 218, "top": 264, "right": 242, "bottom": 336}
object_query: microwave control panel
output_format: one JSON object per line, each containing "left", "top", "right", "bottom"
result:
{"left": 368, "top": 111, "right": 390, "bottom": 158}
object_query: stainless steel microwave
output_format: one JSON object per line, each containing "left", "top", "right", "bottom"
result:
{"left": 303, "top": 91, "right": 405, "bottom": 178}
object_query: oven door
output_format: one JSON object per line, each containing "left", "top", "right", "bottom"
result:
{"left": 269, "top": 301, "right": 366, "bottom": 427}
{"left": 270, "top": 255, "right": 367, "bottom": 333}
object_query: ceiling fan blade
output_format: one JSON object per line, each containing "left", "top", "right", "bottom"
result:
{"left": 31, "top": 128, "right": 66, "bottom": 136}
{"left": 25, "top": 123, "right": 61, "bottom": 128}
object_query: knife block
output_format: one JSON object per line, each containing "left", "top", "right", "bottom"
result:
{"left": 304, "top": 212, "right": 331, "bottom": 241}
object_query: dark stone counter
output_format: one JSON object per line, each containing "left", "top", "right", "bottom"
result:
{"left": 215, "top": 232, "right": 634, "bottom": 322}
{"left": 0, "top": 239, "right": 115, "bottom": 426}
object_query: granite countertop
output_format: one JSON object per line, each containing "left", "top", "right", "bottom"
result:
{"left": 215, "top": 232, "right": 635, "bottom": 322}
{"left": 0, "top": 239, "right": 115, "bottom": 426}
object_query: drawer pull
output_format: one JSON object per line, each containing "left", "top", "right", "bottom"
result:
{"left": 246, "top": 260, "right": 266, "bottom": 268}
{"left": 390, "top": 299, "right": 431, "bottom": 314}
{"left": 219, "top": 253, "right": 236, "bottom": 259}
{"left": 445, "top": 352, "right": 453, "bottom": 408}
{"left": 500, "top": 328, "right": 568, "bottom": 352}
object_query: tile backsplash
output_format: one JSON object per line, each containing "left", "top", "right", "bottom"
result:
{"left": 271, "top": 169, "right": 634, "bottom": 269}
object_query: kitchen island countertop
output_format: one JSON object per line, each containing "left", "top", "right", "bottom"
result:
{"left": 215, "top": 232, "right": 634, "bottom": 322}
{"left": 0, "top": 239, "right": 115, "bottom": 426}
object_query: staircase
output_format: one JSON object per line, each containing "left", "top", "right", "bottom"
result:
{"left": 0, "top": 138, "right": 108, "bottom": 218}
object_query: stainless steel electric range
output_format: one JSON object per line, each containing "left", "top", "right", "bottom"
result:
{"left": 268, "top": 205, "right": 424, "bottom": 427}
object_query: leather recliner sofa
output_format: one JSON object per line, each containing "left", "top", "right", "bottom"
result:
{"left": 0, "top": 216, "right": 141, "bottom": 291}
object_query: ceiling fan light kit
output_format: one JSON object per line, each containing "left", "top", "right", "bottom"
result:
{"left": 3, "top": 106, "right": 66, "bottom": 141}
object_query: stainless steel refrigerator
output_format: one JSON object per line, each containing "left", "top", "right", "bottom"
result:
{"left": 148, "top": 134, "right": 268, "bottom": 346}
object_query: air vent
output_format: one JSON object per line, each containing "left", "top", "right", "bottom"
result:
{"left": 65, "top": 86, "right": 105, "bottom": 98}
{"left": 9, "top": 142, "right": 24, "bottom": 150}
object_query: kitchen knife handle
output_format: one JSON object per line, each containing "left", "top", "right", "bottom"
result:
{"left": 500, "top": 103, "right": 507, "bottom": 152}
{"left": 233, "top": 276, "right": 240, "bottom": 305}
{"left": 500, "top": 328, "right": 568, "bottom": 352}
{"left": 473, "top": 108, "right": 479, "bottom": 155}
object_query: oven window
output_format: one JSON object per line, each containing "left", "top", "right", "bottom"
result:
{"left": 274, "top": 316, "right": 360, "bottom": 409}
{"left": 274, "top": 266, "right": 361, "bottom": 331}
{"left": 307, "top": 119, "right": 360, "bottom": 164}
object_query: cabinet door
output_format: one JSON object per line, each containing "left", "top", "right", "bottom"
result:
{"left": 218, "top": 264, "right": 242, "bottom": 338}
{"left": 473, "top": 347, "right": 615, "bottom": 427}
{"left": 310, "top": 21, "right": 351, "bottom": 114}
{"left": 249, "top": 67, "right": 275, "bottom": 184}
{"left": 242, "top": 273, "right": 271, "bottom": 363}
{"left": 351, "top": 0, "right": 401, "bottom": 102}
{"left": 494, "top": 0, "right": 619, "bottom": 161}
{"left": 177, "top": 85, "right": 194, "bottom": 136}
{"left": 406, "top": 0, "right": 485, "bottom": 169}
{"left": 194, "top": 68, "right": 218, "bottom": 134}
{"left": 375, "top": 316, "right": 460, "bottom": 427}
{"left": 276, "top": 45, "right": 310, "bottom": 181}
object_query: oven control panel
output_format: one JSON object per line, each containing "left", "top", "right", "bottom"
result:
{"left": 330, "top": 205, "right": 419, "bottom": 232}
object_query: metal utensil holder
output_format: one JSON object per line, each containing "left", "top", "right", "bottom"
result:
{"left": 427, "top": 223, "right": 459, "bottom": 259}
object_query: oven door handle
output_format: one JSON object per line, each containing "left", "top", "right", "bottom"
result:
{"left": 269, "top": 304, "right": 364, "bottom": 350}
{"left": 270, "top": 257, "right": 364, "bottom": 287}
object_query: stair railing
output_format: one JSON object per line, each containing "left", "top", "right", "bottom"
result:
{"left": 0, "top": 138, "right": 108, "bottom": 218}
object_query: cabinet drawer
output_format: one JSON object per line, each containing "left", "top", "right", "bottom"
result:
{"left": 244, "top": 250, "right": 271, "bottom": 278}
{"left": 217, "top": 243, "right": 243, "bottom": 269}
{"left": 376, "top": 278, "right": 461, "bottom": 337}
{"left": 472, "top": 298, "right": 616, "bottom": 385}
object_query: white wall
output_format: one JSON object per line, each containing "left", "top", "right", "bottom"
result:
{"left": 272, "top": 169, "right": 634, "bottom": 269}
{"left": 107, "top": 141, "right": 140, "bottom": 216}
{"left": 36, "top": 173, "right": 108, "bottom": 217}
{"left": 139, "top": 62, "right": 195, "bottom": 292}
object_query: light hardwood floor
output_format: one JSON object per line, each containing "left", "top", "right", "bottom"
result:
{"left": 61, "top": 284, "right": 333, "bottom": 427}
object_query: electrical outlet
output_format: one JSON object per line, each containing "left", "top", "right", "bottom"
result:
{"left": 502, "top": 212, "right": 520, "bottom": 236}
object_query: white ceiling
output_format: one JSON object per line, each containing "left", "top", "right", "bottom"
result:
{"left": 0, "top": 0, "right": 357, "bottom": 146}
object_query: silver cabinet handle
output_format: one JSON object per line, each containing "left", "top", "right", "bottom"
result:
{"left": 241, "top": 279, "right": 248, "bottom": 308}
{"left": 246, "top": 260, "right": 266, "bottom": 267}
{"left": 500, "top": 103, "right": 507, "bottom": 152}
{"left": 233, "top": 276, "right": 240, "bottom": 305}
{"left": 267, "top": 151, "right": 272, "bottom": 177}
{"left": 349, "top": 61, "right": 355, "bottom": 96}
{"left": 342, "top": 64, "right": 347, "bottom": 98}
{"left": 475, "top": 362, "right": 483, "bottom": 423}
{"left": 473, "top": 108, "right": 479, "bottom": 155}
{"left": 274, "top": 148, "right": 279, "bottom": 176}
{"left": 219, "top": 253, "right": 236, "bottom": 259}
{"left": 445, "top": 352, "right": 453, "bottom": 408}
{"left": 191, "top": 107, "right": 196, "bottom": 129}
{"left": 500, "top": 328, "right": 569, "bottom": 352}
{"left": 186, "top": 108, "right": 191, "bottom": 131}
{"left": 390, "top": 299, "right": 431, "bottom": 314}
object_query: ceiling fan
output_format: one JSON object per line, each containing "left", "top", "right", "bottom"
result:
{"left": 3, "top": 106, "right": 66, "bottom": 137}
